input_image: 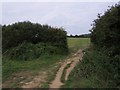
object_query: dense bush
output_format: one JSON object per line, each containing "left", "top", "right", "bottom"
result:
{"left": 2, "top": 21, "right": 68, "bottom": 53}
{"left": 90, "top": 4, "right": 120, "bottom": 56}
{"left": 74, "top": 3, "right": 120, "bottom": 88}
{"left": 79, "top": 47, "right": 120, "bottom": 88}
{"left": 2, "top": 21, "right": 68, "bottom": 60}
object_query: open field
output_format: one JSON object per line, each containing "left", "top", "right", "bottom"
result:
{"left": 67, "top": 38, "right": 90, "bottom": 53}
{"left": 2, "top": 38, "right": 90, "bottom": 88}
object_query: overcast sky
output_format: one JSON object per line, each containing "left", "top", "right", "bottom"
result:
{"left": 2, "top": 2, "right": 118, "bottom": 35}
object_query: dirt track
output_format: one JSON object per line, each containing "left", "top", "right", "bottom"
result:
{"left": 3, "top": 49, "right": 84, "bottom": 88}
{"left": 49, "top": 49, "right": 84, "bottom": 88}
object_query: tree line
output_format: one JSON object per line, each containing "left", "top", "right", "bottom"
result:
{"left": 67, "top": 33, "right": 90, "bottom": 38}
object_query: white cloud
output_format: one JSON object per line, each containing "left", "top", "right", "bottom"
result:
{"left": 2, "top": 2, "right": 118, "bottom": 35}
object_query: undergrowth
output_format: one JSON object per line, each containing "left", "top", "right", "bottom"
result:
{"left": 3, "top": 42, "right": 66, "bottom": 61}
{"left": 62, "top": 47, "right": 120, "bottom": 88}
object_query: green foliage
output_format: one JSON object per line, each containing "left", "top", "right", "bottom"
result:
{"left": 3, "top": 42, "right": 65, "bottom": 61}
{"left": 2, "top": 21, "right": 68, "bottom": 53}
{"left": 89, "top": 3, "right": 120, "bottom": 87}
{"left": 62, "top": 63, "right": 97, "bottom": 88}
{"left": 63, "top": 4, "right": 120, "bottom": 88}
{"left": 90, "top": 4, "right": 120, "bottom": 56}
{"left": 2, "top": 21, "right": 68, "bottom": 62}
{"left": 63, "top": 48, "right": 120, "bottom": 88}
{"left": 79, "top": 48, "right": 120, "bottom": 88}
{"left": 76, "top": 4, "right": 120, "bottom": 88}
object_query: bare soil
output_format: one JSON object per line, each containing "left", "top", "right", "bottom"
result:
{"left": 49, "top": 49, "right": 84, "bottom": 88}
{"left": 21, "top": 72, "right": 47, "bottom": 88}
{"left": 2, "top": 71, "right": 47, "bottom": 88}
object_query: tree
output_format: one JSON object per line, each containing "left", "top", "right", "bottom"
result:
{"left": 90, "top": 4, "right": 120, "bottom": 54}
{"left": 2, "top": 21, "right": 68, "bottom": 52}
{"left": 90, "top": 3, "right": 120, "bottom": 87}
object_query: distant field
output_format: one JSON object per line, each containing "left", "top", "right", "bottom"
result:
{"left": 67, "top": 38, "right": 90, "bottom": 52}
